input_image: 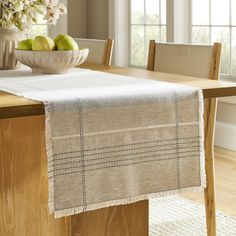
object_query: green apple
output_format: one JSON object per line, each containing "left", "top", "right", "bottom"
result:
{"left": 18, "top": 39, "right": 34, "bottom": 50}
{"left": 32, "top": 36, "right": 55, "bottom": 51}
{"left": 54, "top": 34, "right": 68, "bottom": 45}
{"left": 55, "top": 34, "right": 79, "bottom": 50}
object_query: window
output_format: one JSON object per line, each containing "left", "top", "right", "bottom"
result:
{"left": 192, "top": 0, "right": 236, "bottom": 79}
{"left": 130, "top": 0, "right": 167, "bottom": 67}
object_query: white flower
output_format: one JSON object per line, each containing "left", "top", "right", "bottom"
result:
{"left": 58, "top": 4, "right": 67, "bottom": 14}
{"left": 2, "top": 12, "right": 9, "bottom": 21}
{"left": 14, "top": 1, "right": 24, "bottom": 12}
{"left": 0, "top": 0, "right": 67, "bottom": 31}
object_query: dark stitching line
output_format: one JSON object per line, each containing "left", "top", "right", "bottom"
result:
{"left": 51, "top": 140, "right": 200, "bottom": 163}
{"left": 78, "top": 100, "right": 87, "bottom": 212}
{"left": 52, "top": 136, "right": 200, "bottom": 156}
{"left": 51, "top": 144, "right": 200, "bottom": 167}
{"left": 51, "top": 150, "right": 199, "bottom": 173}
{"left": 53, "top": 140, "right": 199, "bottom": 161}
{"left": 51, "top": 154, "right": 198, "bottom": 177}
{"left": 174, "top": 90, "right": 181, "bottom": 189}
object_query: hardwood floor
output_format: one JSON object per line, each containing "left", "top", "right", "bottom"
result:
{"left": 182, "top": 146, "right": 236, "bottom": 217}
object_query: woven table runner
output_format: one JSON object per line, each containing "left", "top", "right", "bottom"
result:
{"left": 0, "top": 68, "right": 205, "bottom": 218}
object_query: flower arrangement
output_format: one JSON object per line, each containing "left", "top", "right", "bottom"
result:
{"left": 0, "top": 0, "right": 67, "bottom": 32}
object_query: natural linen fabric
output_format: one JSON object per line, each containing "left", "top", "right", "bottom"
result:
{"left": 0, "top": 68, "right": 205, "bottom": 218}
{"left": 73, "top": 38, "right": 107, "bottom": 64}
{"left": 154, "top": 43, "right": 213, "bottom": 79}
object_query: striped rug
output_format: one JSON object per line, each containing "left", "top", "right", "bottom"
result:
{"left": 150, "top": 196, "right": 236, "bottom": 236}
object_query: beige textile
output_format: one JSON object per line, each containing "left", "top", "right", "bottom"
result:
{"left": 154, "top": 43, "right": 213, "bottom": 78}
{"left": 0, "top": 68, "right": 205, "bottom": 218}
{"left": 74, "top": 38, "right": 107, "bottom": 64}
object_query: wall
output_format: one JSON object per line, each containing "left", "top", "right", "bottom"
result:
{"left": 215, "top": 98, "right": 236, "bottom": 151}
{"left": 68, "top": 0, "right": 87, "bottom": 38}
{"left": 108, "top": 0, "right": 129, "bottom": 66}
{"left": 87, "top": 0, "right": 108, "bottom": 39}
{"left": 68, "top": 0, "right": 108, "bottom": 39}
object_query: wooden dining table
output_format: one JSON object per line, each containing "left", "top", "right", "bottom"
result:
{"left": 1, "top": 63, "right": 236, "bottom": 236}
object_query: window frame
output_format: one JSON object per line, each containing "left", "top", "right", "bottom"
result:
{"left": 190, "top": 0, "right": 236, "bottom": 81}
{"left": 129, "top": 0, "right": 167, "bottom": 68}
{"left": 127, "top": 0, "right": 236, "bottom": 80}
{"left": 128, "top": 0, "right": 174, "bottom": 68}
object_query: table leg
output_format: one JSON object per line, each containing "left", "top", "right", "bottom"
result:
{"left": 204, "top": 99, "right": 218, "bottom": 236}
{"left": 71, "top": 200, "right": 148, "bottom": 236}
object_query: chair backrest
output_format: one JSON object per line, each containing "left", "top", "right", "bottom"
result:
{"left": 74, "top": 38, "right": 114, "bottom": 66}
{"left": 147, "top": 40, "right": 221, "bottom": 80}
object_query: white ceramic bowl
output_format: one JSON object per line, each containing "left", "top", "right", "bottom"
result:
{"left": 15, "top": 49, "right": 89, "bottom": 74}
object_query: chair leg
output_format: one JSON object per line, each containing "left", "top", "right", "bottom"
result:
{"left": 204, "top": 99, "right": 217, "bottom": 236}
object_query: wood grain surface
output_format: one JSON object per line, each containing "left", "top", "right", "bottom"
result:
{"left": 103, "top": 38, "right": 114, "bottom": 66}
{"left": 0, "top": 116, "right": 71, "bottom": 236}
{"left": 72, "top": 201, "right": 148, "bottom": 236}
{"left": 203, "top": 43, "right": 221, "bottom": 236}
{"left": 147, "top": 40, "right": 156, "bottom": 71}
{"left": 1, "top": 63, "right": 236, "bottom": 119}
{"left": 204, "top": 99, "right": 218, "bottom": 236}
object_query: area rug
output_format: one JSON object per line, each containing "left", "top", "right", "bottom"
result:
{"left": 150, "top": 196, "right": 236, "bottom": 236}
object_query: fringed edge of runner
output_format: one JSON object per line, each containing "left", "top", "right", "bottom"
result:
{"left": 44, "top": 102, "right": 55, "bottom": 214}
{"left": 53, "top": 185, "right": 204, "bottom": 218}
{"left": 198, "top": 89, "right": 206, "bottom": 188}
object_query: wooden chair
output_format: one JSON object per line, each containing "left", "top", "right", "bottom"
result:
{"left": 147, "top": 40, "right": 221, "bottom": 236}
{"left": 74, "top": 38, "right": 114, "bottom": 66}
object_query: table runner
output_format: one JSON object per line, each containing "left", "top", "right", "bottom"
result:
{"left": 0, "top": 68, "right": 205, "bottom": 218}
